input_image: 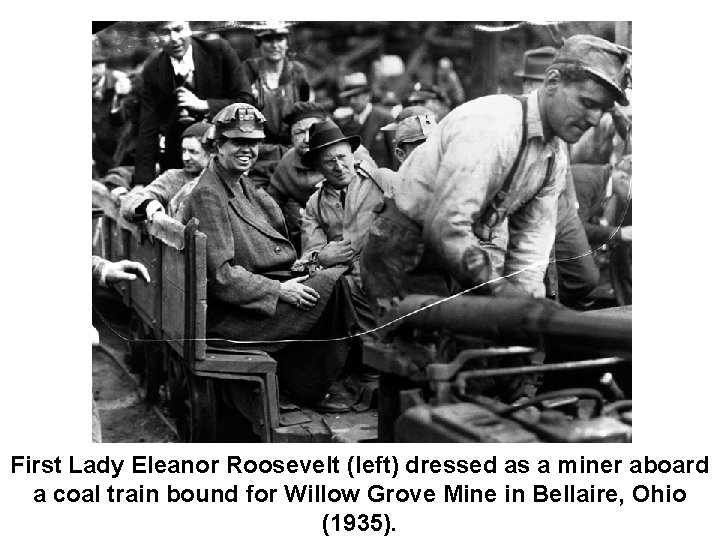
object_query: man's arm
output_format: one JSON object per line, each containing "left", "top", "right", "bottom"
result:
{"left": 300, "top": 193, "right": 329, "bottom": 259}
{"left": 121, "top": 170, "right": 186, "bottom": 221}
{"left": 92, "top": 256, "right": 110, "bottom": 287}
{"left": 504, "top": 153, "right": 565, "bottom": 296}
{"left": 134, "top": 67, "right": 160, "bottom": 186}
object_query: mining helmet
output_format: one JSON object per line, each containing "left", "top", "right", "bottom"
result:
{"left": 395, "top": 114, "right": 437, "bottom": 145}
{"left": 212, "top": 103, "right": 266, "bottom": 139}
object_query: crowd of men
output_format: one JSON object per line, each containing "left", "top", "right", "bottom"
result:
{"left": 93, "top": 21, "right": 632, "bottom": 414}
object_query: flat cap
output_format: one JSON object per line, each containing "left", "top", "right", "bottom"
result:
{"left": 181, "top": 121, "right": 213, "bottom": 140}
{"left": 551, "top": 34, "right": 630, "bottom": 106}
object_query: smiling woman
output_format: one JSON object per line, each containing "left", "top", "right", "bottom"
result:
{"left": 185, "top": 103, "right": 357, "bottom": 410}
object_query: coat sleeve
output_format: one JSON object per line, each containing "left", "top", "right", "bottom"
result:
{"left": 121, "top": 170, "right": 184, "bottom": 220}
{"left": 92, "top": 256, "right": 109, "bottom": 287}
{"left": 504, "top": 151, "right": 565, "bottom": 296}
{"left": 134, "top": 67, "right": 161, "bottom": 186}
{"left": 266, "top": 159, "right": 291, "bottom": 206}
{"left": 189, "top": 184, "right": 282, "bottom": 316}
{"left": 205, "top": 39, "right": 255, "bottom": 115}
{"left": 300, "top": 192, "right": 329, "bottom": 259}
{"left": 423, "top": 107, "right": 518, "bottom": 287}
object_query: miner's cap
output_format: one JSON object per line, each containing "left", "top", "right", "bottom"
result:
{"left": 212, "top": 103, "right": 266, "bottom": 139}
{"left": 551, "top": 34, "right": 630, "bottom": 106}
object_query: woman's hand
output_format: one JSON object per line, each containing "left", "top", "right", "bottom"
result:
{"left": 279, "top": 275, "right": 320, "bottom": 311}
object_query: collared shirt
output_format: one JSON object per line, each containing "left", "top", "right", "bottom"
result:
{"left": 170, "top": 44, "right": 195, "bottom": 80}
{"left": 354, "top": 102, "right": 373, "bottom": 126}
{"left": 301, "top": 161, "right": 389, "bottom": 272}
{"left": 393, "top": 90, "right": 567, "bottom": 296}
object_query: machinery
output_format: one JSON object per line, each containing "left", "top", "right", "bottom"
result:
{"left": 363, "top": 295, "right": 632, "bottom": 443}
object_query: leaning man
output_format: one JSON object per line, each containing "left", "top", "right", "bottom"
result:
{"left": 361, "top": 35, "right": 630, "bottom": 316}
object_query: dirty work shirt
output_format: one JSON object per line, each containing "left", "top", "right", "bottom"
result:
{"left": 393, "top": 90, "right": 567, "bottom": 296}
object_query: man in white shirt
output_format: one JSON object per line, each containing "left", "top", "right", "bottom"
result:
{"left": 360, "top": 35, "right": 630, "bottom": 318}
{"left": 134, "top": 21, "right": 252, "bottom": 185}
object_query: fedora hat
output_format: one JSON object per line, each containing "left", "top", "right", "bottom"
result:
{"left": 300, "top": 119, "right": 361, "bottom": 168}
{"left": 338, "top": 72, "right": 372, "bottom": 99}
{"left": 513, "top": 46, "right": 558, "bottom": 81}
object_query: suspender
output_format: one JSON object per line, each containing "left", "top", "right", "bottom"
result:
{"left": 474, "top": 95, "right": 556, "bottom": 241}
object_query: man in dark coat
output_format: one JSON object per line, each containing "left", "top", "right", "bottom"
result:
{"left": 339, "top": 72, "right": 396, "bottom": 169}
{"left": 134, "top": 21, "right": 252, "bottom": 185}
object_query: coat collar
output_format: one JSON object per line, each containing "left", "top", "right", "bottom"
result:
{"left": 209, "top": 158, "right": 288, "bottom": 242}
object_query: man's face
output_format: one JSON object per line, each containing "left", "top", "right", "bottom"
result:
{"left": 156, "top": 21, "right": 192, "bottom": 60}
{"left": 395, "top": 139, "right": 425, "bottom": 163}
{"left": 258, "top": 35, "right": 288, "bottom": 63}
{"left": 216, "top": 137, "right": 259, "bottom": 175}
{"left": 291, "top": 117, "right": 322, "bottom": 155}
{"left": 317, "top": 142, "right": 355, "bottom": 189}
{"left": 348, "top": 92, "right": 371, "bottom": 115}
{"left": 545, "top": 76, "right": 616, "bottom": 144}
{"left": 181, "top": 137, "right": 210, "bottom": 175}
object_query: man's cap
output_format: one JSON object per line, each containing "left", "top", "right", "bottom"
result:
{"left": 394, "top": 114, "right": 438, "bottom": 145}
{"left": 255, "top": 22, "right": 290, "bottom": 39}
{"left": 338, "top": 72, "right": 372, "bottom": 99}
{"left": 407, "top": 83, "right": 447, "bottom": 105}
{"left": 283, "top": 101, "right": 326, "bottom": 126}
{"left": 381, "top": 91, "right": 399, "bottom": 107}
{"left": 181, "top": 121, "right": 213, "bottom": 140}
{"left": 300, "top": 119, "right": 361, "bottom": 168}
{"left": 513, "top": 46, "right": 557, "bottom": 81}
{"left": 550, "top": 34, "right": 630, "bottom": 106}
{"left": 381, "top": 105, "right": 435, "bottom": 131}
{"left": 212, "top": 103, "right": 266, "bottom": 139}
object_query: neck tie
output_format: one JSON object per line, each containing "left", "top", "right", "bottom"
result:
{"left": 339, "top": 190, "right": 346, "bottom": 209}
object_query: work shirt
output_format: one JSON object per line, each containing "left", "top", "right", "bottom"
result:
{"left": 301, "top": 161, "right": 388, "bottom": 273}
{"left": 393, "top": 90, "right": 567, "bottom": 296}
{"left": 170, "top": 44, "right": 195, "bottom": 82}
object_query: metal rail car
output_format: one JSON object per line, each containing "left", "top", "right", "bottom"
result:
{"left": 93, "top": 185, "right": 632, "bottom": 443}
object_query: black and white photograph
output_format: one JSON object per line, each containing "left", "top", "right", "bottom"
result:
{"left": 90, "top": 20, "right": 633, "bottom": 443}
